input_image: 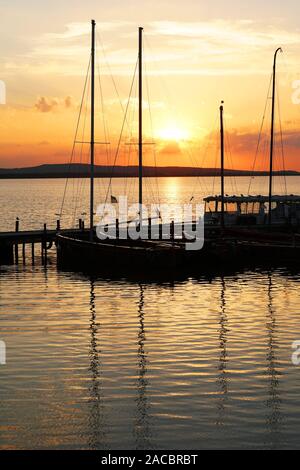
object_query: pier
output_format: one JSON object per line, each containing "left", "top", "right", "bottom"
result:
{"left": 0, "top": 217, "right": 208, "bottom": 267}
{"left": 0, "top": 219, "right": 86, "bottom": 265}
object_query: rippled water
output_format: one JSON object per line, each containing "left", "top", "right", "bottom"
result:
{"left": 1, "top": 177, "right": 300, "bottom": 449}
{"left": 0, "top": 175, "right": 298, "bottom": 231}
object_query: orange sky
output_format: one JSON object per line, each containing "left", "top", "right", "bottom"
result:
{"left": 1, "top": 0, "right": 300, "bottom": 171}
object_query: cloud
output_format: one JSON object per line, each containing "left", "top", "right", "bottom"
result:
{"left": 34, "top": 95, "right": 74, "bottom": 112}
{"left": 106, "top": 97, "right": 165, "bottom": 110}
{"left": 149, "top": 20, "right": 300, "bottom": 47}
{"left": 35, "top": 96, "right": 59, "bottom": 112}
{"left": 229, "top": 129, "right": 300, "bottom": 152}
{"left": 41, "top": 21, "right": 131, "bottom": 41}
{"left": 201, "top": 127, "right": 300, "bottom": 160}
{"left": 64, "top": 95, "right": 73, "bottom": 108}
{"left": 5, "top": 18, "right": 300, "bottom": 78}
{"left": 280, "top": 130, "right": 300, "bottom": 148}
{"left": 158, "top": 142, "right": 183, "bottom": 157}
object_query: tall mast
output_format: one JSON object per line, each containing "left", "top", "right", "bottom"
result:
{"left": 138, "top": 27, "right": 143, "bottom": 223}
{"left": 220, "top": 101, "right": 225, "bottom": 229}
{"left": 90, "top": 19, "right": 96, "bottom": 240}
{"left": 268, "top": 47, "right": 282, "bottom": 225}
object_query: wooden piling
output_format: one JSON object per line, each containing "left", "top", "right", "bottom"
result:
{"left": 22, "top": 243, "right": 26, "bottom": 264}
{"left": 14, "top": 217, "right": 19, "bottom": 264}
{"left": 0, "top": 244, "right": 14, "bottom": 265}
{"left": 43, "top": 224, "right": 47, "bottom": 265}
{"left": 14, "top": 245, "right": 18, "bottom": 264}
{"left": 158, "top": 223, "right": 162, "bottom": 240}
{"left": 31, "top": 242, "right": 35, "bottom": 265}
{"left": 40, "top": 224, "right": 46, "bottom": 264}
{"left": 148, "top": 217, "right": 152, "bottom": 239}
{"left": 170, "top": 220, "right": 175, "bottom": 241}
{"left": 181, "top": 221, "right": 185, "bottom": 240}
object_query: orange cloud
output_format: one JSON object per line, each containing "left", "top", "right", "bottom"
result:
{"left": 34, "top": 95, "right": 74, "bottom": 112}
{"left": 35, "top": 96, "right": 59, "bottom": 113}
{"left": 158, "top": 142, "right": 183, "bottom": 157}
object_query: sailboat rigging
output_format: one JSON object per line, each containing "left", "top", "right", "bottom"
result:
{"left": 57, "top": 23, "right": 300, "bottom": 275}
{"left": 90, "top": 19, "right": 96, "bottom": 240}
{"left": 204, "top": 47, "right": 300, "bottom": 231}
{"left": 138, "top": 27, "right": 143, "bottom": 221}
{"left": 220, "top": 100, "right": 225, "bottom": 229}
{"left": 268, "top": 47, "right": 282, "bottom": 225}
{"left": 57, "top": 20, "right": 194, "bottom": 274}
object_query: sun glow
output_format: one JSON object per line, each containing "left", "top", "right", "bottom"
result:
{"left": 157, "top": 125, "right": 190, "bottom": 142}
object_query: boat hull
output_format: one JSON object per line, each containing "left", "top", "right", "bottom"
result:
{"left": 237, "top": 240, "right": 300, "bottom": 266}
{"left": 56, "top": 233, "right": 241, "bottom": 276}
{"left": 57, "top": 234, "right": 187, "bottom": 274}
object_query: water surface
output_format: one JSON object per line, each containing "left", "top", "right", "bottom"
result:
{"left": 0, "top": 177, "right": 300, "bottom": 449}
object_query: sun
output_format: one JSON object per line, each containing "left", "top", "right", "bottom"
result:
{"left": 157, "top": 125, "right": 189, "bottom": 142}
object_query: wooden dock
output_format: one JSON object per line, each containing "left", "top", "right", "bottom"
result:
{"left": 0, "top": 220, "right": 86, "bottom": 265}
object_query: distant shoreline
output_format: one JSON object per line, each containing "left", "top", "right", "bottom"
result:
{"left": 0, "top": 164, "right": 299, "bottom": 179}
{"left": 0, "top": 174, "right": 299, "bottom": 180}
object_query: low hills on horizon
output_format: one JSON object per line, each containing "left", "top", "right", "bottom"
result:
{"left": 0, "top": 163, "right": 299, "bottom": 179}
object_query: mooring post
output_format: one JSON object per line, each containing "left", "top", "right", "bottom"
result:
{"left": 0, "top": 243, "right": 14, "bottom": 265}
{"left": 31, "top": 242, "right": 35, "bottom": 265}
{"left": 56, "top": 219, "right": 60, "bottom": 231}
{"left": 159, "top": 222, "right": 162, "bottom": 240}
{"left": 44, "top": 223, "right": 47, "bottom": 265}
{"left": 116, "top": 218, "right": 119, "bottom": 238}
{"left": 22, "top": 243, "right": 25, "bottom": 264}
{"left": 170, "top": 220, "right": 175, "bottom": 241}
{"left": 14, "top": 217, "right": 19, "bottom": 264}
{"left": 42, "top": 223, "right": 47, "bottom": 265}
{"left": 148, "top": 217, "right": 152, "bottom": 239}
{"left": 14, "top": 245, "right": 18, "bottom": 264}
{"left": 181, "top": 220, "right": 185, "bottom": 240}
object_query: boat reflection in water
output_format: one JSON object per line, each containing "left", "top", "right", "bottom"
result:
{"left": 87, "top": 279, "right": 152, "bottom": 449}
{"left": 265, "top": 274, "right": 282, "bottom": 448}
{"left": 216, "top": 277, "right": 229, "bottom": 427}
{"left": 80, "top": 270, "right": 289, "bottom": 449}
{"left": 134, "top": 284, "right": 152, "bottom": 449}
{"left": 88, "top": 279, "right": 109, "bottom": 450}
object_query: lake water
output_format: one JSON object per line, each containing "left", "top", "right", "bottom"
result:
{"left": 0, "top": 176, "right": 300, "bottom": 450}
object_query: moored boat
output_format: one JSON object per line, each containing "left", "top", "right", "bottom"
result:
{"left": 57, "top": 21, "right": 202, "bottom": 274}
{"left": 203, "top": 49, "right": 300, "bottom": 244}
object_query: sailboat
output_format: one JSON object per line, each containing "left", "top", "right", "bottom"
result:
{"left": 56, "top": 20, "right": 196, "bottom": 274}
{"left": 57, "top": 22, "right": 299, "bottom": 274}
{"left": 204, "top": 49, "right": 300, "bottom": 233}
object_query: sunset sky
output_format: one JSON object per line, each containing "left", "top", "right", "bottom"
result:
{"left": 1, "top": 0, "right": 300, "bottom": 170}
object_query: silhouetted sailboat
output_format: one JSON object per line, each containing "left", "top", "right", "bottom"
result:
{"left": 57, "top": 24, "right": 300, "bottom": 274}
{"left": 204, "top": 49, "right": 300, "bottom": 231}
{"left": 57, "top": 20, "right": 191, "bottom": 274}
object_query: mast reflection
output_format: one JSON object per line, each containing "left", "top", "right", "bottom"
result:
{"left": 134, "top": 284, "right": 152, "bottom": 449}
{"left": 216, "top": 277, "right": 229, "bottom": 426}
{"left": 88, "top": 278, "right": 108, "bottom": 449}
{"left": 265, "top": 273, "right": 282, "bottom": 447}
